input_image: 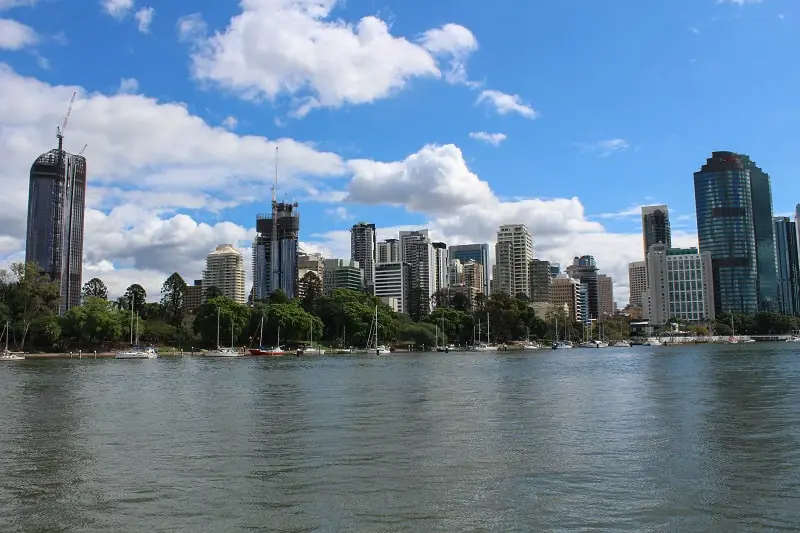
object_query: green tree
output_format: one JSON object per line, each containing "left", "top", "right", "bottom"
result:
{"left": 124, "top": 284, "right": 147, "bottom": 314}
{"left": 82, "top": 278, "right": 108, "bottom": 300}
{"left": 313, "top": 289, "right": 396, "bottom": 347}
{"left": 203, "top": 286, "right": 222, "bottom": 301}
{"left": 192, "top": 296, "right": 250, "bottom": 346}
{"left": 61, "top": 296, "right": 123, "bottom": 346}
{"left": 160, "top": 272, "right": 187, "bottom": 324}
{"left": 299, "top": 271, "right": 322, "bottom": 312}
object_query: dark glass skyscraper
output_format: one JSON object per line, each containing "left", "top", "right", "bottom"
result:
{"left": 693, "top": 152, "right": 778, "bottom": 314}
{"left": 25, "top": 149, "right": 87, "bottom": 315}
{"left": 566, "top": 255, "right": 598, "bottom": 319}
{"left": 641, "top": 205, "right": 671, "bottom": 256}
{"left": 773, "top": 217, "right": 800, "bottom": 316}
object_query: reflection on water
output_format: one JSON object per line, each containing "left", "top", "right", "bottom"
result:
{"left": 1, "top": 345, "right": 800, "bottom": 531}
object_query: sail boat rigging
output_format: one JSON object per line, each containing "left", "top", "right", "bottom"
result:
{"left": 115, "top": 302, "right": 157, "bottom": 359}
{"left": 204, "top": 306, "right": 243, "bottom": 357}
{"left": 366, "top": 305, "right": 390, "bottom": 355}
{"left": 1, "top": 322, "right": 25, "bottom": 361}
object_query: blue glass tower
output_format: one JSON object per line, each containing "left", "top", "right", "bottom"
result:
{"left": 693, "top": 152, "right": 777, "bottom": 314}
{"left": 773, "top": 217, "right": 800, "bottom": 316}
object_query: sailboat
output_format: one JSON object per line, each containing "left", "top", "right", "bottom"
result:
{"left": 725, "top": 317, "right": 739, "bottom": 344}
{"left": 303, "top": 323, "right": 325, "bottom": 355}
{"left": 249, "top": 317, "right": 285, "bottom": 356}
{"left": 366, "top": 305, "right": 391, "bottom": 355}
{"left": 0, "top": 322, "right": 25, "bottom": 361}
{"left": 115, "top": 304, "right": 157, "bottom": 359}
{"left": 205, "top": 307, "right": 243, "bottom": 357}
{"left": 435, "top": 316, "right": 455, "bottom": 352}
{"left": 474, "top": 312, "right": 498, "bottom": 351}
{"left": 521, "top": 326, "right": 541, "bottom": 350}
{"left": 552, "top": 315, "right": 572, "bottom": 349}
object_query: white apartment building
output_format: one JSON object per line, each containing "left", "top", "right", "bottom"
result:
{"left": 203, "top": 244, "right": 246, "bottom": 304}
{"left": 495, "top": 224, "right": 533, "bottom": 297}
{"left": 374, "top": 262, "right": 410, "bottom": 314}
{"left": 628, "top": 261, "right": 647, "bottom": 308}
{"left": 645, "top": 244, "right": 715, "bottom": 326}
{"left": 432, "top": 242, "right": 448, "bottom": 293}
{"left": 449, "top": 258, "right": 464, "bottom": 286}
{"left": 376, "top": 239, "right": 401, "bottom": 264}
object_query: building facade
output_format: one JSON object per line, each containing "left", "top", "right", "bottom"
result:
{"left": 645, "top": 244, "right": 715, "bottom": 326}
{"left": 253, "top": 201, "right": 299, "bottom": 300}
{"left": 376, "top": 239, "right": 401, "bottom": 264}
{"left": 322, "top": 259, "right": 363, "bottom": 293}
{"left": 566, "top": 255, "right": 599, "bottom": 319}
{"left": 495, "top": 224, "right": 533, "bottom": 297}
{"left": 432, "top": 242, "right": 449, "bottom": 294}
{"left": 350, "top": 222, "right": 376, "bottom": 290}
{"left": 598, "top": 274, "right": 615, "bottom": 317}
{"left": 550, "top": 276, "right": 582, "bottom": 322}
{"left": 203, "top": 244, "right": 246, "bottom": 304}
{"left": 399, "top": 230, "right": 435, "bottom": 315}
{"left": 25, "top": 149, "right": 87, "bottom": 315}
{"left": 449, "top": 243, "right": 490, "bottom": 295}
{"left": 184, "top": 279, "right": 203, "bottom": 312}
{"left": 628, "top": 261, "right": 647, "bottom": 308}
{"left": 694, "top": 151, "right": 777, "bottom": 314}
{"left": 462, "top": 259, "right": 485, "bottom": 296}
{"left": 528, "top": 259, "right": 551, "bottom": 303}
{"left": 449, "top": 258, "right": 464, "bottom": 286}
{"left": 773, "top": 217, "right": 800, "bottom": 315}
{"left": 641, "top": 205, "right": 672, "bottom": 256}
{"left": 374, "top": 262, "right": 411, "bottom": 314}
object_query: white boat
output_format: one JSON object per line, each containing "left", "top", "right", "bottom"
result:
{"left": 366, "top": 305, "right": 391, "bottom": 355}
{"left": 786, "top": 335, "right": 800, "bottom": 343}
{"left": 115, "top": 306, "right": 157, "bottom": 359}
{"left": 204, "top": 306, "right": 243, "bottom": 358}
{"left": 1, "top": 321, "right": 26, "bottom": 361}
{"left": 613, "top": 340, "right": 631, "bottom": 348}
{"left": 724, "top": 318, "right": 739, "bottom": 344}
{"left": 473, "top": 312, "right": 498, "bottom": 351}
{"left": 643, "top": 338, "right": 662, "bottom": 346}
{"left": 521, "top": 342, "right": 541, "bottom": 350}
{"left": 551, "top": 341, "right": 572, "bottom": 350}
{"left": 741, "top": 337, "right": 756, "bottom": 344}
{"left": 581, "top": 340, "right": 609, "bottom": 348}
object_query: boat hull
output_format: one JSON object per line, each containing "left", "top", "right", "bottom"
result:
{"left": 0, "top": 353, "right": 25, "bottom": 361}
{"left": 248, "top": 349, "right": 284, "bottom": 356}
{"left": 115, "top": 353, "right": 157, "bottom": 359}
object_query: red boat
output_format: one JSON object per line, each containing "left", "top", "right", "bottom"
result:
{"left": 248, "top": 346, "right": 285, "bottom": 356}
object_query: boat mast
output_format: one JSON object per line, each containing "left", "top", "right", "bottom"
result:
{"left": 4, "top": 322, "right": 8, "bottom": 353}
{"left": 259, "top": 316, "right": 263, "bottom": 347}
{"left": 486, "top": 312, "right": 490, "bottom": 345}
{"left": 216, "top": 306, "right": 221, "bottom": 348}
{"left": 129, "top": 300, "right": 134, "bottom": 346}
{"left": 230, "top": 316, "right": 234, "bottom": 348}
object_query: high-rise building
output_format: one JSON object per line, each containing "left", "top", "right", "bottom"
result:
{"left": 551, "top": 276, "right": 582, "bottom": 322}
{"left": 628, "top": 261, "right": 647, "bottom": 308}
{"left": 25, "top": 147, "right": 87, "bottom": 315}
{"left": 184, "top": 279, "right": 203, "bottom": 312}
{"left": 773, "top": 217, "right": 800, "bottom": 316}
{"left": 376, "top": 239, "right": 401, "bottom": 264}
{"left": 432, "top": 242, "right": 448, "bottom": 294}
{"left": 577, "top": 283, "right": 589, "bottom": 324}
{"left": 204, "top": 244, "right": 246, "bottom": 304}
{"left": 495, "top": 224, "right": 533, "bottom": 297}
{"left": 566, "top": 255, "right": 599, "bottom": 319}
{"left": 375, "top": 262, "right": 411, "bottom": 314}
{"left": 449, "top": 244, "right": 490, "bottom": 295}
{"left": 350, "top": 222, "right": 376, "bottom": 290}
{"left": 462, "top": 259, "right": 485, "bottom": 296}
{"left": 528, "top": 259, "right": 551, "bottom": 303}
{"left": 253, "top": 201, "right": 300, "bottom": 300}
{"left": 598, "top": 274, "right": 615, "bottom": 316}
{"left": 641, "top": 205, "right": 672, "bottom": 256}
{"left": 549, "top": 263, "right": 561, "bottom": 279}
{"left": 399, "top": 230, "right": 435, "bottom": 315}
{"left": 322, "top": 259, "right": 363, "bottom": 293}
{"left": 694, "top": 151, "right": 778, "bottom": 314}
{"left": 449, "top": 258, "right": 464, "bottom": 286}
{"left": 644, "top": 244, "right": 715, "bottom": 326}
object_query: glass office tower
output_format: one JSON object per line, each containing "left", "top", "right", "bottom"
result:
{"left": 773, "top": 217, "right": 800, "bottom": 315}
{"left": 694, "top": 152, "right": 777, "bottom": 314}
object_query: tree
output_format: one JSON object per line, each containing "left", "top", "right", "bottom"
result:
{"left": 160, "top": 272, "right": 187, "bottom": 324}
{"left": 61, "top": 296, "right": 123, "bottom": 346}
{"left": 193, "top": 296, "right": 250, "bottom": 346}
{"left": 2, "top": 262, "right": 60, "bottom": 348}
{"left": 124, "top": 284, "right": 147, "bottom": 313}
{"left": 203, "top": 286, "right": 222, "bottom": 301}
{"left": 82, "top": 278, "right": 108, "bottom": 300}
{"left": 299, "top": 271, "right": 322, "bottom": 312}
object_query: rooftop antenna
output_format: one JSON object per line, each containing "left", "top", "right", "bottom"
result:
{"left": 56, "top": 91, "right": 76, "bottom": 153}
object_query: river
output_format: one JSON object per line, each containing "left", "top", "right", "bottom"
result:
{"left": 1, "top": 344, "right": 799, "bottom": 532}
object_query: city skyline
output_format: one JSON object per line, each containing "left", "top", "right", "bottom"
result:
{"left": 1, "top": 0, "right": 799, "bottom": 306}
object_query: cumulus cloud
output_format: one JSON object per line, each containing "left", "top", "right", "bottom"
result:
{"left": 102, "top": 0, "right": 133, "bottom": 19}
{"left": 469, "top": 131, "right": 507, "bottom": 146}
{"left": 180, "top": 0, "right": 478, "bottom": 116}
{"left": 221, "top": 115, "right": 238, "bottom": 130}
{"left": 477, "top": 89, "right": 537, "bottom": 118}
{"left": 0, "top": 18, "right": 38, "bottom": 49}
{"left": 0, "top": 0, "right": 36, "bottom": 10}
{"left": 134, "top": 6, "right": 154, "bottom": 33}
{"left": 117, "top": 77, "right": 139, "bottom": 94}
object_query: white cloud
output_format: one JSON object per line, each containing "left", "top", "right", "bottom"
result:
{"left": 0, "top": 18, "right": 38, "bottom": 50}
{"left": 102, "top": 0, "right": 133, "bottom": 19}
{"left": 469, "top": 131, "right": 507, "bottom": 146}
{"left": 180, "top": 0, "right": 478, "bottom": 116}
{"left": 117, "top": 77, "right": 139, "bottom": 94}
{"left": 324, "top": 206, "right": 352, "bottom": 220}
{"left": 221, "top": 115, "right": 238, "bottom": 130}
{"left": 716, "top": 0, "right": 763, "bottom": 4}
{"left": 0, "top": 0, "right": 36, "bottom": 10}
{"left": 477, "top": 89, "right": 537, "bottom": 118}
{"left": 134, "top": 6, "right": 154, "bottom": 33}
{"left": 580, "top": 138, "right": 629, "bottom": 157}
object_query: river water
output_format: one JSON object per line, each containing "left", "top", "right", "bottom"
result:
{"left": 1, "top": 344, "right": 799, "bottom": 532}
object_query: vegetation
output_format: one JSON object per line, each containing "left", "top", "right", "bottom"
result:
{"left": 3, "top": 260, "right": 800, "bottom": 352}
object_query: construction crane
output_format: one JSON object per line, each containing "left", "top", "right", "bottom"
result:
{"left": 56, "top": 91, "right": 76, "bottom": 153}
{"left": 78, "top": 144, "right": 87, "bottom": 156}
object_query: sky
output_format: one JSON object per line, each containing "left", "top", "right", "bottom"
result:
{"left": 0, "top": 0, "right": 798, "bottom": 306}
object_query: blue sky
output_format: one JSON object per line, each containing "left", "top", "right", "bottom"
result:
{"left": 0, "top": 0, "right": 797, "bottom": 301}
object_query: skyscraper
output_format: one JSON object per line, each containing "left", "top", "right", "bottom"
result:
{"left": 773, "top": 217, "right": 800, "bottom": 316}
{"left": 350, "top": 222, "right": 376, "bottom": 290}
{"left": 204, "top": 244, "right": 246, "bottom": 304}
{"left": 694, "top": 151, "right": 778, "bottom": 314}
{"left": 253, "top": 202, "right": 300, "bottom": 300}
{"left": 449, "top": 243, "right": 490, "bottom": 295}
{"left": 628, "top": 261, "right": 647, "bottom": 308}
{"left": 495, "top": 224, "right": 533, "bottom": 297}
{"left": 528, "top": 259, "right": 551, "bottom": 303}
{"left": 399, "top": 230, "right": 435, "bottom": 315}
{"left": 376, "top": 239, "right": 401, "bottom": 264}
{"left": 598, "top": 274, "right": 615, "bottom": 316}
{"left": 644, "top": 244, "right": 715, "bottom": 326}
{"left": 566, "top": 255, "right": 599, "bottom": 319}
{"left": 25, "top": 147, "right": 87, "bottom": 315}
{"left": 641, "top": 205, "right": 672, "bottom": 256}
{"left": 432, "top": 242, "right": 448, "bottom": 294}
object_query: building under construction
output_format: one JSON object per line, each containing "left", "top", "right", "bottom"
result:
{"left": 252, "top": 200, "right": 300, "bottom": 300}
{"left": 25, "top": 148, "right": 87, "bottom": 315}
